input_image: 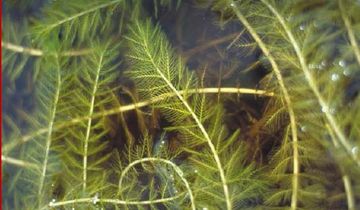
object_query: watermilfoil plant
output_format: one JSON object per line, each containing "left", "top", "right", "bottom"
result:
{"left": 2, "top": 0, "right": 360, "bottom": 209}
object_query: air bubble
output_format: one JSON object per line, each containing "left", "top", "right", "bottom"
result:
{"left": 92, "top": 193, "right": 100, "bottom": 205}
{"left": 339, "top": 60, "right": 346, "bottom": 67}
{"left": 301, "top": 126, "right": 307, "bottom": 132}
{"left": 230, "top": 3, "right": 235, "bottom": 7}
{"left": 321, "top": 60, "right": 327, "bottom": 68}
{"left": 352, "top": 147, "right": 358, "bottom": 155}
{"left": 321, "top": 106, "right": 329, "bottom": 113}
{"left": 161, "top": 140, "right": 165, "bottom": 145}
{"left": 202, "top": 208, "right": 208, "bottom": 210}
{"left": 308, "top": 63, "right": 318, "bottom": 69}
{"left": 331, "top": 73, "right": 339, "bottom": 81}
{"left": 299, "top": 24, "right": 305, "bottom": 31}
{"left": 49, "top": 199, "right": 56, "bottom": 206}
{"left": 194, "top": 169, "right": 198, "bottom": 173}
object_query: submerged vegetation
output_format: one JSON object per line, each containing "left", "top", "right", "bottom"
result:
{"left": 2, "top": 0, "right": 360, "bottom": 209}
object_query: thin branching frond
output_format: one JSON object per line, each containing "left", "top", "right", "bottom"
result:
{"left": 3, "top": 1, "right": 359, "bottom": 209}
{"left": 58, "top": 42, "right": 121, "bottom": 201}
{"left": 2, "top": 18, "right": 43, "bottom": 83}
{"left": 125, "top": 19, "right": 267, "bottom": 209}
{"left": 223, "top": 0, "right": 360, "bottom": 209}
{"left": 185, "top": 107, "right": 267, "bottom": 209}
{"left": 2, "top": 54, "right": 74, "bottom": 209}
{"left": 125, "top": 19, "right": 233, "bottom": 209}
{"left": 111, "top": 135, "right": 195, "bottom": 210}
{"left": 31, "top": 0, "right": 125, "bottom": 46}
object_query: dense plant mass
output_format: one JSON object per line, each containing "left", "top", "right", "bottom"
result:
{"left": 2, "top": 0, "right": 360, "bottom": 209}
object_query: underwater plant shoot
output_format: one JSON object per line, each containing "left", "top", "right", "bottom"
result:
{"left": 2, "top": 0, "right": 360, "bottom": 209}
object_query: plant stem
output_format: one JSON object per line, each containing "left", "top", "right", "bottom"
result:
{"left": 38, "top": 56, "right": 61, "bottom": 204}
{"left": 117, "top": 157, "right": 195, "bottom": 210}
{"left": 38, "top": 0, "right": 123, "bottom": 34}
{"left": 5, "top": 87, "right": 273, "bottom": 153}
{"left": 143, "top": 35, "right": 231, "bottom": 208}
{"left": 326, "top": 123, "right": 355, "bottom": 210}
{"left": 183, "top": 31, "right": 242, "bottom": 59}
{"left": 47, "top": 193, "right": 184, "bottom": 208}
{"left": 230, "top": 1, "right": 299, "bottom": 209}
{"left": 1, "top": 155, "right": 38, "bottom": 169}
{"left": 259, "top": 0, "right": 359, "bottom": 166}
{"left": 339, "top": 0, "right": 360, "bottom": 66}
{"left": 82, "top": 52, "right": 104, "bottom": 192}
{"left": 343, "top": 175, "right": 355, "bottom": 210}
{"left": 2, "top": 41, "right": 92, "bottom": 57}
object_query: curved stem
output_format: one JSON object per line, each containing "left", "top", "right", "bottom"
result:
{"left": 259, "top": 0, "right": 359, "bottom": 166}
{"left": 230, "top": 1, "right": 299, "bottom": 209}
{"left": 339, "top": 0, "right": 360, "bottom": 66}
{"left": 117, "top": 157, "right": 195, "bottom": 210}
{"left": 47, "top": 193, "right": 184, "bottom": 208}
{"left": 142, "top": 33, "right": 231, "bottom": 208}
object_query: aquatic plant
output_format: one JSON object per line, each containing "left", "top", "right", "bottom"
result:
{"left": 200, "top": 0, "right": 360, "bottom": 209}
{"left": 2, "top": 0, "right": 360, "bottom": 209}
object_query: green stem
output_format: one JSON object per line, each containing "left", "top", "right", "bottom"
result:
{"left": 142, "top": 34, "right": 231, "bottom": 209}
{"left": 230, "top": 1, "right": 299, "bottom": 209}
{"left": 1, "top": 155, "right": 38, "bottom": 169}
{"left": 82, "top": 52, "right": 104, "bottom": 192}
{"left": 38, "top": 0, "right": 123, "bottom": 34}
{"left": 38, "top": 55, "right": 61, "bottom": 204}
{"left": 5, "top": 87, "right": 273, "bottom": 154}
{"left": 339, "top": 0, "right": 360, "bottom": 66}
{"left": 1, "top": 41, "right": 92, "bottom": 57}
{"left": 47, "top": 193, "right": 184, "bottom": 208}
{"left": 259, "top": 0, "right": 359, "bottom": 166}
{"left": 343, "top": 175, "right": 355, "bottom": 210}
